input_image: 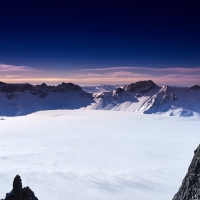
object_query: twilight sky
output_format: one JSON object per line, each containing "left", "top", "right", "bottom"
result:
{"left": 0, "top": 0, "right": 200, "bottom": 86}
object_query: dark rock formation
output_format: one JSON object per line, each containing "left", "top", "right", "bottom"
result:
{"left": 125, "top": 80, "right": 157, "bottom": 93}
{"left": 0, "top": 83, "right": 33, "bottom": 94}
{"left": 30, "top": 82, "right": 84, "bottom": 97}
{"left": 1, "top": 175, "right": 38, "bottom": 200}
{"left": 190, "top": 85, "right": 200, "bottom": 90}
{"left": 12, "top": 175, "right": 22, "bottom": 198}
{"left": 0, "top": 81, "right": 6, "bottom": 86}
{"left": 0, "top": 81, "right": 88, "bottom": 100}
{"left": 173, "top": 145, "right": 200, "bottom": 200}
{"left": 115, "top": 87, "right": 124, "bottom": 93}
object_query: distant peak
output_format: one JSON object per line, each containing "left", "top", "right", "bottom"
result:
{"left": 0, "top": 81, "right": 6, "bottom": 85}
{"left": 190, "top": 85, "right": 200, "bottom": 90}
{"left": 40, "top": 83, "right": 48, "bottom": 87}
{"left": 61, "top": 82, "right": 75, "bottom": 86}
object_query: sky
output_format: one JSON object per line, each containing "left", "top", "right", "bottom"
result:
{"left": 0, "top": 0, "right": 200, "bottom": 86}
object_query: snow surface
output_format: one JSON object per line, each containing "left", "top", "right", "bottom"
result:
{"left": 0, "top": 110, "right": 200, "bottom": 200}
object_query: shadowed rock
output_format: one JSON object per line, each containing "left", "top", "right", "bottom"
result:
{"left": 2, "top": 175, "right": 38, "bottom": 200}
{"left": 0, "top": 83, "right": 33, "bottom": 94}
{"left": 125, "top": 80, "right": 157, "bottom": 93}
{"left": 173, "top": 145, "right": 200, "bottom": 200}
{"left": 190, "top": 85, "right": 200, "bottom": 90}
{"left": 115, "top": 87, "right": 124, "bottom": 93}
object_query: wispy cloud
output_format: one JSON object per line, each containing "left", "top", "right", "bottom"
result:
{"left": 0, "top": 64, "right": 200, "bottom": 86}
{"left": 70, "top": 66, "right": 200, "bottom": 86}
{"left": 3, "top": 75, "right": 25, "bottom": 78}
{"left": 76, "top": 66, "right": 200, "bottom": 75}
{"left": 0, "top": 64, "right": 41, "bottom": 72}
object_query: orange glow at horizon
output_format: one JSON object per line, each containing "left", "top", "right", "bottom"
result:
{"left": 1, "top": 76, "right": 200, "bottom": 86}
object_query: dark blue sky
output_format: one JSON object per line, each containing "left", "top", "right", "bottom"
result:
{"left": 0, "top": 0, "right": 200, "bottom": 85}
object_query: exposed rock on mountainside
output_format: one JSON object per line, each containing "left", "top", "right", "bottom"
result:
{"left": 0, "top": 83, "right": 33, "bottom": 94}
{"left": 125, "top": 80, "right": 157, "bottom": 93}
{"left": 190, "top": 85, "right": 200, "bottom": 90}
{"left": 0, "top": 82, "right": 84, "bottom": 99}
{"left": 82, "top": 85, "right": 120, "bottom": 93}
{"left": 1, "top": 175, "right": 38, "bottom": 200}
{"left": 142, "top": 85, "right": 180, "bottom": 114}
{"left": 30, "top": 82, "right": 83, "bottom": 97}
{"left": 173, "top": 145, "right": 200, "bottom": 200}
{"left": 115, "top": 87, "right": 124, "bottom": 94}
{"left": 0, "top": 82, "right": 94, "bottom": 116}
{"left": 0, "top": 81, "right": 6, "bottom": 86}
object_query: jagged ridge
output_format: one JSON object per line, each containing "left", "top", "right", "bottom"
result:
{"left": 0, "top": 82, "right": 94, "bottom": 116}
{"left": 88, "top": 81, "right": 200, "bottom": 116}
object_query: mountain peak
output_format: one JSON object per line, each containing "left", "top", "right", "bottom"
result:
{"left": 40, "top": 83, "right": 48, "bottom": 87}
{"left": 0, "top": 81, "right": 6, "bottom": 86}
{"left": 190, "top": 85, "right": 200, "bottom": 90}
{"left": 125, "top": 80, "right": 157, "bottom": 93}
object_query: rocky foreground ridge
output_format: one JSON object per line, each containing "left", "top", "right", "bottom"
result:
{"left": 0, "top": 80, "right": 200, "bottom": 116}
{"left": 1, "top": 175, "right": 38, "bottom": 200}
{"left": 173, "top": 145, "right": 200, "bottom": 200}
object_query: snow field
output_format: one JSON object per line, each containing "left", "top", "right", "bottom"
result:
{"left": 0, "top": 110, "right": 200, "bottom": 200}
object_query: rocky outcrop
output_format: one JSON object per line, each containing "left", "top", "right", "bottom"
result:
{"left": 190, "top": 85, "right": 200, "bottom": 90}
{"left": 1, "top": 175, "right": 38, "bottom": 200}
{"left": 125, "top": 80, "right": 157, "bottom": 93}
{"left": 115, "top": 87, "right": 124, "bottom": 94}
{"left": 30, "top": 82, "right": 85, "bottom": 98}
{"left": 0, "top": 82, "right": 87, "bottom": 100}
{"left": 0, "top": 83, "right": 33, "bottom": 93}
{"left": 0, "top": 81, "right": 94, "bottom": 116}
{"left": 173, "top": 145, "right": 200, "bottom": 200}
{"left": 0, "top": 81, "right": 6, "bottom": 86}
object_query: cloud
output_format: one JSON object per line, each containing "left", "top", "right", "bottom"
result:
{"left": 3, "top": 75, "right": 25, "bottom": 78}
{"left": 0, "top": 64, "right": 200, "bottom": 86}
{"left": 70, "top": 66, "right": 200, "bottom": 86}
{"left": 0, "top": 64, "right": 40, "bottom": 72}
{"left": 76, "top": 66, "right": 200, "bottom": 75}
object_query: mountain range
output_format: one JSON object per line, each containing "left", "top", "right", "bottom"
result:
{"left": 0, "top": 80, "right": 200, "bottom": 117}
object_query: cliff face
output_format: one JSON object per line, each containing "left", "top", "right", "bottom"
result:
{"left": 173, "top": 145, "right": 200, "bottom": 200}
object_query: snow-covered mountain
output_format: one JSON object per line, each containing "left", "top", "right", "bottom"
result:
{"left": 0, "top": 82, "right": 94, "bottom": 116}
{"left": 0, "top": 80, "right": 200, "bottom": 116}
{"left": 85, "top": 80, "right": 200, "bottom": 117}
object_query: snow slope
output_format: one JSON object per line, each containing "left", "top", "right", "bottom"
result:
{"left": 0, "top": 110, "right": 200, "bottom": 200}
